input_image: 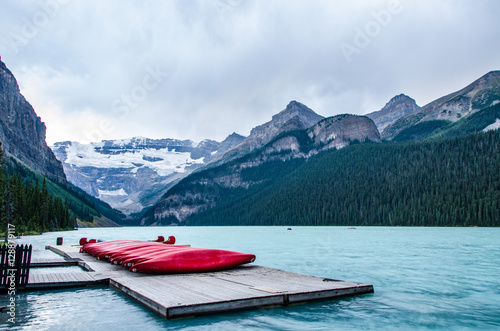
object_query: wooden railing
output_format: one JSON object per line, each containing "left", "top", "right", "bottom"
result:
{"left": 0, "top": 244, "right": 32, "bottom": 291}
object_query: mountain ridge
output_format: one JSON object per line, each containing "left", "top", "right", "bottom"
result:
{"left": 382, "top": 71, "right": 500, "bottom": 139}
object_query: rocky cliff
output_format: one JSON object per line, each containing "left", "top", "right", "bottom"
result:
{"left": 219, "top": 100, "right": 324, "bottom": 162}
{"left": 309, "top": 114, "right": 381, "bottom": 149}
{"left": 0, "top": 59, "right": 66, "bottom": 182}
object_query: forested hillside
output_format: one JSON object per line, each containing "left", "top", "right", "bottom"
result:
{"left": 0, "top": 143, "right": 75, "bottom": 234}
{"left": 186, "top": 130, "right": 500, "bottom": 227}
{"left": 393, "top": 103, "right": 500, "bottom": 142}
{"left": 0, "top": 143, "right": 126, "bottom": 235}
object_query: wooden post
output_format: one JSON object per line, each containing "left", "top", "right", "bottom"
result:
{"left": 0, "top": 244, "right": 9, "bottom": 288}
{"left": 15, "top": 244, "right": 32, "bottom": 288}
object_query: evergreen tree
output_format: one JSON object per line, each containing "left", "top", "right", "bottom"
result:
{"left": 0, "top": 143, "right": 77, "bottom": 234}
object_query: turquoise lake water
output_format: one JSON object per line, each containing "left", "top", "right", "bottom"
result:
{"left": 1, "top": 226, "right": 499, "bottom": 330}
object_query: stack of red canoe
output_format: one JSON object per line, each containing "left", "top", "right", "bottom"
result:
{"left": 80, "top": 238, "right": 256, "bottom": 274}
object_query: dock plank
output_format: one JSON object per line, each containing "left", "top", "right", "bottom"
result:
{"left": 31, "top": 259, "right": 80, "bottom": 267}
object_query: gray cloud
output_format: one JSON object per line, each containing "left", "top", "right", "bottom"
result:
{"left": 0, "top": 0, "right": 499, "bottom": 144}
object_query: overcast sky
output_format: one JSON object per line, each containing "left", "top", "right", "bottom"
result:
{"left": 1, "top": 0, "right": 499, "bottom": 144}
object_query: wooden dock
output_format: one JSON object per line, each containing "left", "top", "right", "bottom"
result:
{"left": 27, "top": 245, "right": 374, "bottom": 319}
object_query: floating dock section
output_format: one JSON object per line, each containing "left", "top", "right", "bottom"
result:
{"left": 27, "top": 245, "right": 374, "bottom": 319}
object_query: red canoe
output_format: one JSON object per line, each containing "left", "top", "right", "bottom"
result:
{"left": 82, "top": 240, "right": 139, "bottom": 255}
{"left": 110, "top": 245, "right": 182, "bottom": 265}
{"left": 130, "top": 248, "right": 256, "bottom": 274}
{"left": 121, "top": 246, "right": 192, "bottom": 267}
{"left": 97, "top": 242, "right": 160, "bottom": 260}
{"left": 80, "top": 239, "right": 256, "bottom": 274}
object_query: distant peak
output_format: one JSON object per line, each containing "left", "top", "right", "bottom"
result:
{"left": 287, "top": 100, "right": 301, "bottom": 106}
{"left": 221, "top": 132, "right": 246, "bottom": 144}
{"left": 381, "top": 94, "right": 418, "bottom": 109}
{"left": 226, "top": 132, "right": 245, "bottom": 139}
{"left": 276, "top": 100, "right": 317, "bottom": 116}
{"left": 389, "top": 94, "right": 415, "bottom": 103}
{"left": 285, "top": 100, "right": 309, "bottom": 111}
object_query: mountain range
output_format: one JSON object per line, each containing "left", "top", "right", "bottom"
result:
{"left": 140, "top": 109, "right": 381, "bottom": 225}
{"left": 51, "top": 100, "right": 379, "bottom": 219}
{"left": 376, "top": 71, "right": 500, "bottom": 140}
{"left": 139, "top": 70, "right": 500, "bottom": 226}
{"left": 51, "top": 134, "right": 244, "bottom": 215}
{"left": 1, "top": 54, "right": 499, "bottom": 227}
{"left": 51, "top": 70, "right": 500, "bottom": 225}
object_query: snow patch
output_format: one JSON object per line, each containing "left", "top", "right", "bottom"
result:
{"left": 98, "top": 188, "right": 128, "bottom": 196}
{"left": 64, "top": 141, "right": 204, "bottom": 176}
{"left": 483, "top": 118, "right": 500, "bottom": 132}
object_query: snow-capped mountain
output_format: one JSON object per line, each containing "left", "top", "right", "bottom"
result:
{"left": 51, "top": 134, "right": 245, "bottom": 215}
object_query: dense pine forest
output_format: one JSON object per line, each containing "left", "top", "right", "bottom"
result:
{"left": 187, "top": 130, "right": 500, "bottom": 227}
{"left": 0, "top": 143, "right": 76, "bottom": 235}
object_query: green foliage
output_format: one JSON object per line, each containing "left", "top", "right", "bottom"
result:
{"left": 471, "top": 89, "right": 500, "bottom": 110}
{"left": 3, "top": 156, "right": 97, "bottom": 223}
{"left": 0, "top": 157, "right": 76, "bottom": 234}
{"left": 393, "top": 120, "right": 451, "bottom": 142}
{"left": 392, "top": 104, "right": 500, "bottom": 142}
{"left": 64, "top": 183, "right": 127, "bottom": 225}
{"left": 429, "top": 103, "right": 500, "bottom": 139}
{"left": 187, "top": 130, "right": 500, "bottom": 227}
{"left": 0, "top": 143, "right": 127, "bottom": 233}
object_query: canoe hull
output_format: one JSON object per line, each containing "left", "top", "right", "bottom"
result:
{"left": 130, "top": 249, "right": 256, "bottom": 274}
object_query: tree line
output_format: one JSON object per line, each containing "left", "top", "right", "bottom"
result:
{"left": 1, "top": 143, "right": 76, "bottom": 235}
{"left": 186, "top": 130, "right": 500, "bottom": 227}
